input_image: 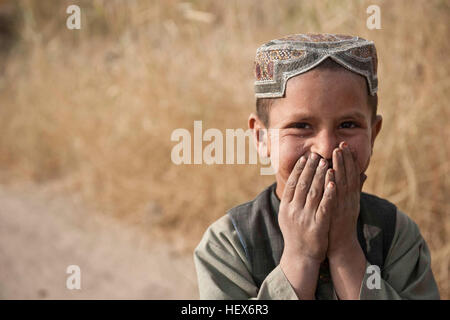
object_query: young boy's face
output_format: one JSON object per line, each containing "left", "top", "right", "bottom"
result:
{"left": 264, "top": 67, "right": 382, "bottom": 188}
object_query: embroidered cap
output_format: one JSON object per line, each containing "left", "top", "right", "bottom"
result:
{"left": 254, "top": 33, "right": 378, "bottom": 98}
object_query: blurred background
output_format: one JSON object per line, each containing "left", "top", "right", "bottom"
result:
{"left": 0, "top": 0, "right": 448, "bottom": 299}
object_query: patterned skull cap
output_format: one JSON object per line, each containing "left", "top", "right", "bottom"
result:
{"left": 254, "top": 33, "right": 378, "bottom": 98}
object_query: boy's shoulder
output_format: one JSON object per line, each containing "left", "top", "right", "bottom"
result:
{"left": 361, "top": 192, "right": 398, "bottom": 213}
{"left": 360, "top": 192, "right": 419, "bottom": 234}
{"left": 204, "top": 183, "right": 276, "bottom": 234}
{"left": 226, "top": 183, "right": 276, "bottom": 217}
{"left": 196, "top": 184, "right": 277, "bottom": 255}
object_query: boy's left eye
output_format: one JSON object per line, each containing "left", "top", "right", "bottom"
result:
{"left": 339, "top": 121, "right": 358, "bottom": 129}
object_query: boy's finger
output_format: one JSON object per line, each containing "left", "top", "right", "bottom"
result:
{"left": 311, "top": 167, "right": 334, "bottom": 224}
{"left": 324, "top": 168, "right": 335, "bottom": 190}
{"left": 293, "top": 153, "right": 320, "bottom": 207}
{"left": 351, "top": 148, "right": 363, "bottom": 187}
{"left": 332, "top": 147, "right": 346, "bottom": 194}
{"left": 316, "top": 169, "right": 334, "bottom": 223}
{"left": 282, "top": 156, "right": 307, "bottom": 202}
{"left": 341, "top": 142, "right": 358, "bottom": 189}
{"left": 304, "top": 158, "right": 328, "bottom": 214}
{"left": 316, "top": 181, "right": 336, "bottom": 225}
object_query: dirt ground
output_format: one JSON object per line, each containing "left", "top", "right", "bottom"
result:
{"left": 0, "top": 182, "right": 199, "bottom": 299}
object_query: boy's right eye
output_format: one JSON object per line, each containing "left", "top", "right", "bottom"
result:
{"left": 289, "top": 122, "right": 311, "bottom": 129}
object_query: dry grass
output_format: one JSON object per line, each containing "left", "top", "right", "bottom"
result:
{"left": 0, "top": 0, "right": 448, "bottom": 298}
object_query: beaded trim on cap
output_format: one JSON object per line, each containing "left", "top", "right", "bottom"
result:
{"left": 254, "top": 33, "right": 378, "bottom": 98}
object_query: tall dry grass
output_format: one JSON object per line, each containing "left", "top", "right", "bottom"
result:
{"left": 0, "top": 0, "right": 448, "bottom": 298}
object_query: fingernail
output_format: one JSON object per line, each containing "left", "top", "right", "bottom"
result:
{"left": 342, "top": 141, "right": 348, "bottom": 148}
{"left": 319, "top": 159, "right": 327, "bottom": 168}
{"left": 328, "top": 182, "right": 334, "bottom": 189}
{"left": 310, "top": 153, "right": 318, "bottom": 160}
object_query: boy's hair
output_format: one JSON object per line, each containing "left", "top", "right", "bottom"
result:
{"left": 256, "top": 58, "right": 378, "bottom": 128}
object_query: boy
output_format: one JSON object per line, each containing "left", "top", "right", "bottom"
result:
{"left": 193, "top": 33, "right": 440, "bottom": 299}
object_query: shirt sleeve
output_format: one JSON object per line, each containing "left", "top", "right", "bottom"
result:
{"left": 193, "top": 215, "right": 298, "bottom": 300}
{"left": 359, "top": 209, "right": 440, "bottom": 299}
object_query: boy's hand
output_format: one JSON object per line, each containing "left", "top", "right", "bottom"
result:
{"left": 279, "top": 153, "right": 336, "bottom": 264}
{"left": 278, "top": 152, "right": 336, "bottom": 299}
{"left": 327, "top": 141, "right": 362, "bottom": 258}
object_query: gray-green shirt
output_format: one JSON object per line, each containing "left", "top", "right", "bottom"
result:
{"left": 194, "top": 191, "right": 440, "bottom": 300}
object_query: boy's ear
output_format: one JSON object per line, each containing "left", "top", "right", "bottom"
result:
{"left": 248, "top": 113, "right": 270, "bottom": 157}
{"left": 370, "top": 114, "right": 383, "bottom": 152}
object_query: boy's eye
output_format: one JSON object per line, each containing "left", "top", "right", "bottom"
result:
{"left": 291, "top": 122, "right": 311, "bottom": 129}
{"left": 339, "top": 121, "right": 358, "bottom": 129}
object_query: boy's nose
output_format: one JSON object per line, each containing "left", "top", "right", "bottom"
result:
{"left": 310, "top": 132, "right": 339, "bottom": 162}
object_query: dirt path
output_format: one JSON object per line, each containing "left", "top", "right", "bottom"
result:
{"left": 0, "top": 183, "right": 198, "bottom": 299}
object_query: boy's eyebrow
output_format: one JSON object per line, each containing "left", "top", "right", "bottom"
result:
{"left": 278, "top": 114, "right": 315, "bottom": 128}
{"left": 339, "top": 110, "right": 367, "bottom": 120}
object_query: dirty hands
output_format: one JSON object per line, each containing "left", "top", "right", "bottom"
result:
{"left": 279, "top": 141, "right": 365, "bottom": 265}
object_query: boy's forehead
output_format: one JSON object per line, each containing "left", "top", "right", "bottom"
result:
{"left": 254, "top": 33, "right": 378, "bottom": 99}
{"left": 270, "top": 69, "right": 372, "bottom": 124}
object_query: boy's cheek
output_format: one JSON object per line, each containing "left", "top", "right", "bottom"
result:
{"left": 359, "top": 152, "right": 372, "bottom": 173}
{"left": 349, "top": 144, "right": 372, "bottom": 174}
{"left": 276, "top": 142, "right": 308, "bottom": 178}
